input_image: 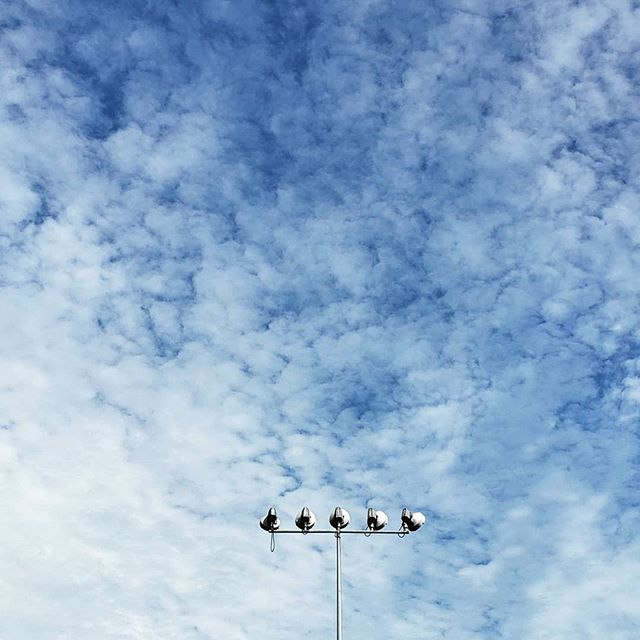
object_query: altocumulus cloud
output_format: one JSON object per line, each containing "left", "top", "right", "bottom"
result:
{"left": 0, "top": 0, "right": 639, "bottom": 638}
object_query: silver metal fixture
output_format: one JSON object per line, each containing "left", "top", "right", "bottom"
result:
{"left": 329, "top": 506, "right": 351, "bottom": 530}
{"left": 366, "top": 508, "right": 389, "bottom": 531}
{"left": 295, "top": 506, "right": 317, "bottom": 531}
{"left": 260, "top": 506, "right": 280, "bottom": 532}
{"left": 401, "top": 508, "right": 426, "bottom": 532}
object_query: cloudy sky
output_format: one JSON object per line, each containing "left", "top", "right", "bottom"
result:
{"left": 1, "top": 0, "right": 639, "bottom": 638}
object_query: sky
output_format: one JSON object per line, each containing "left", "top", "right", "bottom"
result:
{"left": 0, "top": 0, "right": 639, "bottom": 638}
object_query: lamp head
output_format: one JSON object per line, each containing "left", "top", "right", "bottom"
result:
{"left": 329, "top": 506, "right": 351, "bottom": 530}
{"left": 367, "top": 508, "right": 389, "bottom": 531}
{"left": 401, "top": 508, "right": 426, "bottom": 532}
{"left": 260, "top": 507, "right": 280, "bottom": 532}
{"left": 295, "top": 507, "right": 317, "bottom": 531}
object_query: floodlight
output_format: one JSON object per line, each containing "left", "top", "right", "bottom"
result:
{"left": 260, "top": 507, "right": 280, "bottom": 531}
{"left": 261, "top": 503, "right": 426, "bottom": 640}
{"left": 401, "top": 508, "right": 426, "bottom": 532}
{"left": 295, "top": 507, "right": 317, "bottom": 531}
{"left": 366, "top": 508, "right": 389, "bottom": 531}
{"left": 329, "top": 506, "right": 351, "bottom": 530}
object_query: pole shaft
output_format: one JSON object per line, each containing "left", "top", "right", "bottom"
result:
{"left": 336, "top": 531, "right": 342, "bottom": 640}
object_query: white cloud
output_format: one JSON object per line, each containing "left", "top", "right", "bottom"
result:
{"left": 0, "top": 0, "right": 638, "bottom": 638}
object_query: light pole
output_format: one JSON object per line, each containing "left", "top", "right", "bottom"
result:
{"left": 260, "top": 506, "right": 426, "bottom": 640}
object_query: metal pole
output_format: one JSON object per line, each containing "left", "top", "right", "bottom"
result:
{"left": 260, "top": 506, "right": 425, "bottom": 638}
{"left": 336, "top": 530, "right": 342, "bottom": 640}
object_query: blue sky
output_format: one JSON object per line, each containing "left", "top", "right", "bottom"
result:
{"left": 1, "top": 0, "right": 639, "bottom": 638}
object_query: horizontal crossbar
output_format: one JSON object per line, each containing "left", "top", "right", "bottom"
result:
{"left": 266, "top": 529, "right": 408, "bottom": 535}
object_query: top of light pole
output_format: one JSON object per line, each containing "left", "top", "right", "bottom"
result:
{"left": 259, "top": 506, "right": 426, "bottom": 534}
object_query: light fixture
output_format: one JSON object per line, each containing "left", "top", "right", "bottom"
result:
{"left": 401, "top": 508, "right": 426, "bottom": 532}
{"left": 261, "top": 505, "right": 426, "bottom": 639}
{"left": 295, "top": 507, "right": 317, "bottom": 531}
{"left": 260, "top": 506, "right": 280, "bottom": 532}
{"left": 329, "top": 506, "right": 350, "bottom": 530}
{"left": 366, "top": 508, "right": 388, "bottom": 531}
